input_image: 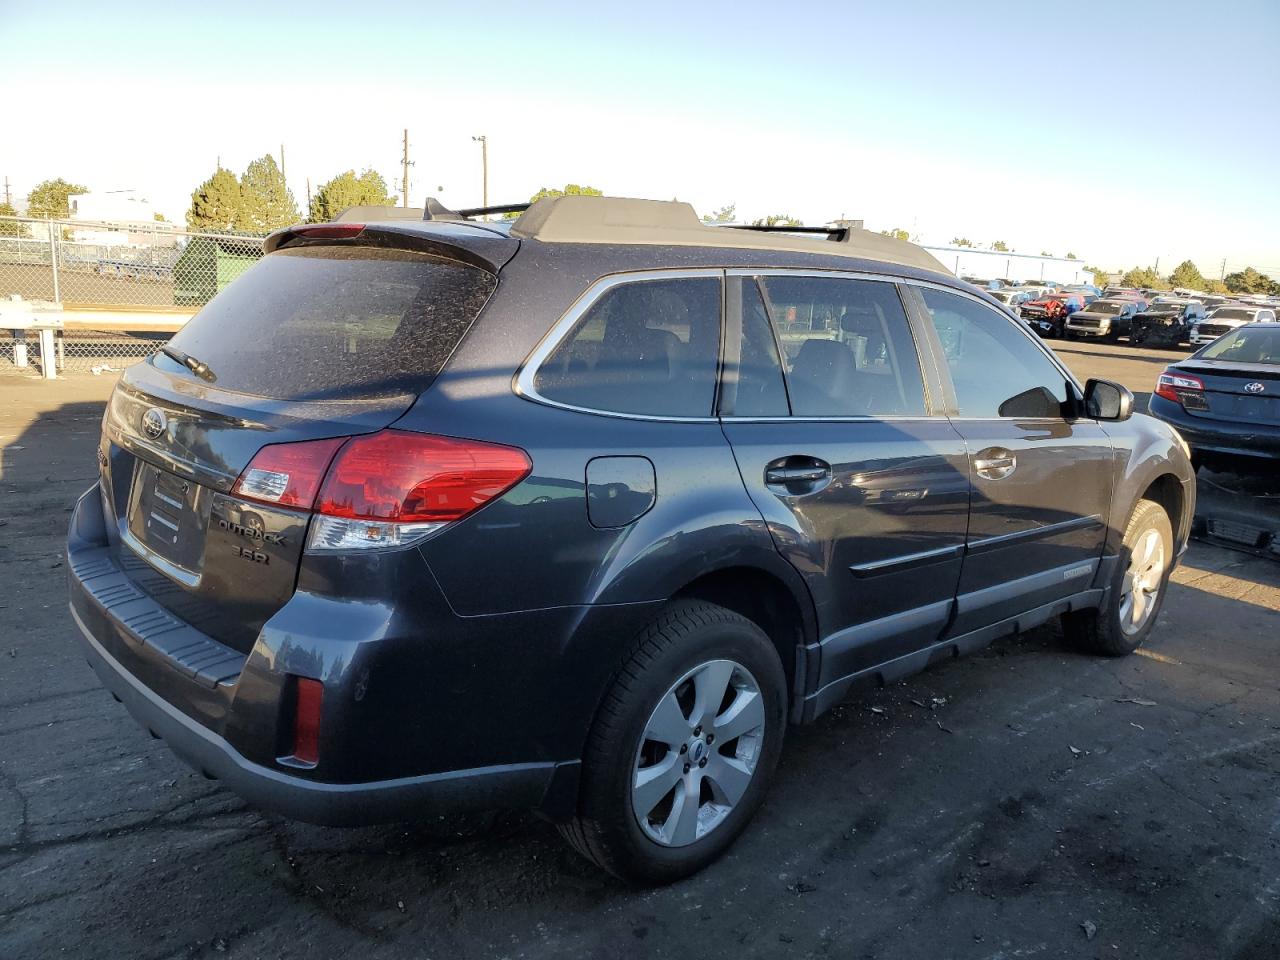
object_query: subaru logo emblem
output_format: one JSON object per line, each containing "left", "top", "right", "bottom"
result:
{"left": 140, "top": 407, "right": 168, "bottom": 441}
{"left": 1244, "top": 382, "right": 1266, "bottom": 394}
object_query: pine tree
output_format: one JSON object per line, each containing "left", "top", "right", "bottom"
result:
{"left": 308, "top": 169, "right": 396, "bottom": 222}
{"left": 238, "top": 155, "right": 299, "bottom": 233}
{"left": 186, "top": 168, "right": 243, "bottom": 232}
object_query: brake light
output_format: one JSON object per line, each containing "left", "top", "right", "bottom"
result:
{"left": 290, "top": 224, "right": 365, "bottom": 239}
{"left": 231, "top": 437, "right": 346, "bottom": 509}
{"left": 310, "top": 430, "right": 530, "bottom": 552}
{"left": 291, "top": 677, "right": 323, "bottom": 765}
{"left": 232, "top": 429, "right": 530, "bottom": 552}
{"left": 1155, "top": 371, "right": 1208, "bottom": 409}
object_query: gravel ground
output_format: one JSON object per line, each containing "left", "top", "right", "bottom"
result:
{"left": 1, "top": 338, "right": 1277, "bottom": 959}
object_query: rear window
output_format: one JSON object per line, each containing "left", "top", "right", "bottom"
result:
{"left": 156, "top": 246, "right": 495, "bottom": 401}
{"left": 1209, "top": 308, "right": 1254, "bottom": 321}
{"left": 532, "top": 276, "right": 722, "bottom": 417}
{"left": 1200, "top": 327, "right": 1280, "bottom": 363}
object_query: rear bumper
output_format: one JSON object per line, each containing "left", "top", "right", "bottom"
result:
{"left": 1149, "top": 396, "right": 1280, "bottom": 460}
{"left": 64, "top": 481, "right": 613, "bottom": 825}
{"left": 71, "top": 603, "right": 564, "bottom": 826}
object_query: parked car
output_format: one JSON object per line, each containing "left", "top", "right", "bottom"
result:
{"left": 66, "top": 195, "right": 1195, "bottom": 883}
{"left": 1021, "top": 292, "right": 1084, "bottom": 337}
{"left": 1150, "top": 322, "right": 1280, "bottom": 469}
{"left": 988, "top": 289, "right": 1036, "bottom": 311}
{"left": 1065, "top": 298, "right": 1141, "bottom": 340}
{"left": 1189, "top": 305, "right": 1277, "bottom": 346}
{"left": 1130, "top": 301, "right": 1207, "bottom": 347}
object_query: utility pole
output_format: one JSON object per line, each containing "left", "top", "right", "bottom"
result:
{"left": 3, "top": 176, "right": 9, "bottom": 205}
{"left": 279, "top": 144, "right": 286, "bottom": 180}
{"left": 306, "top": 177, "right": 312, "bottom": 216}
{"left": 401, "top": 129, "right": 413, "bottom": 208}
{"left": 1220, "top": 258, "right": 1227, "bottom": 281}
{"left": 472, "top": 135, "right": 488, "bottom": 212}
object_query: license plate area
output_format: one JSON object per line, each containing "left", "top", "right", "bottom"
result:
{"left": 125, "top": 461, "right": 213, "bottom": 583}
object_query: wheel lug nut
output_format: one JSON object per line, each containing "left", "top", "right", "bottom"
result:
{"left": 693, "top": 725, "right": 702, "bottom": 736}
{"left": 706, "top": 734, "right": 714, "bottom": 744}
{"left": 683, "top": 762, "right": 691, "bottom": 774}
{"left": 679, "top": 743, "right": 687, "bottom": 754}
{"left": 698, "top": 758, "right": 707, "bottom": 768}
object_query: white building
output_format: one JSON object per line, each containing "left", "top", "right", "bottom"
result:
{"left": 920, "top": 244, "right": 1094, "bottom": 285}
{"left": 67, "top": 191, "right": 176, "bottom": 246}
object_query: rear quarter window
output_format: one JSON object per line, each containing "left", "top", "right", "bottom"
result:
{"left": 157, "top": 246, "right": 496, "bottom": 401}
{"left": 531, "top": 276, "right": 722, "bottom": 417}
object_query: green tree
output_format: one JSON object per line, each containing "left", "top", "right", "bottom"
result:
{"left": 1083, "top": 265, "right": 1110, "bottom": 287}
{"left": 1066, "top": 252, "right": 1078, "bottom": 260}
{"left": 238, "top": 154, "right": 299, "bottom": 233}
{"left": 26, "top": 178, "right": 88, "bottom": 220}
{"left": 1203, "top": 278, "right": 1229, "bottom": 294}
{"left": 505, "top": 183, "right": 603, "bottom": 218}
{"left": 186, "top": 167, "right": 243, "bottom": 232}
{"left": 1168, "top": 259, "right": 1206, "bottom": 290}
{"left": 991, "top": 240, "right": 1008, "bottom": 252}
{"left": 951, "top": 237, "right": 975, "bottom": 248}
{"left": 752, "top": 214, "right": 804, "bottom": 227}
{"left": 1223, "top": 267, "right": 1279, "bottom": 295}
{"left": 153, "top": 212, "right": 167, "bottom": 222}
{"left": 1040, "top": 250, "right": 1054, "bottom": 257}
{"left": 0, "top": 201, "right": 23, "bottom": 237}
{"left": 308, "top": 169, "right": 396, "bottom": 222}
{"left": 701, "top": 203, "right": 736, "bottom": 224}
{"left": 880, "top": 227, "right": 910, "bottom": 241}
{"left": 1121, "top": 266, "right": 1164, "bottom": 289}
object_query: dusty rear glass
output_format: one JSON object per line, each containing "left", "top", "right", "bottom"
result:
{"left": 156, "top": 247, "right": 496, "bottom": 402}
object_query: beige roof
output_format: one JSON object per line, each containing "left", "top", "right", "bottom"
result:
{"left": 509, "top": 196, "right": 950, "bottom": 275}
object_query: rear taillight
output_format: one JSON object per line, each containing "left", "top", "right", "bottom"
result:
{"left": 231, "top": 437, "right": 346, "bottom": 510}
{"left": 308, "top": 430, "right": 531, "bottom": 552}
{"left": 230, "top": 429, "right": 531, "bottom": 553}
{"left": 1155, "top": 371, "right": 1208, "bottom": 410}
{"left": 290, "top": 223, "right": 365, "bottom": 239}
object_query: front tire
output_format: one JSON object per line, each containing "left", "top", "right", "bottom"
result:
{"left": 1062, "top": 499, "right": 1173, "bottom": 656}
{"left": 559, "top": 601, "right": 787, "bottom": 883}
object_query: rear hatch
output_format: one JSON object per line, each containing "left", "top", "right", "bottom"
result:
{"left": 99, "top": 226, "right": 516, "bottom": 652}
{"left": 1175, "top": 360, "right": 1280, "bottom": 425}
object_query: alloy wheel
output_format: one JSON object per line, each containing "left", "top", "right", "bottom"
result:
{"left": 631, "top": 659, "right": 766, "bottom": 847}
{"left": 1119, "top": 527, "right": 1166, "bottom": 636}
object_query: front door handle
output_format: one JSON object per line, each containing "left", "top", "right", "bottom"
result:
{"left": 764, "top": 456, "right": 832, "bottom": 496}
{"left": 973, "top": 447, "right": 1017, "bottom": 481}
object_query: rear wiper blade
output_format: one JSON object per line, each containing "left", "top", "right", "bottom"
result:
{"left": 160, "top": 345, "right": 216, "bottom": 382}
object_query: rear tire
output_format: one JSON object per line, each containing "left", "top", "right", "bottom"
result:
{"left": 559, "top": 600, "right": 787, "bottom": 884}
{"left": 1062, "top": 499, "right": 1173, "bottom": 656}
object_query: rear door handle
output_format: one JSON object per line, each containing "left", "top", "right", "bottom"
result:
{"left": 764, "top": 457, "right": 832, "bottom": 495}
{"left": 973, "top": 447, "right": 1017, "bottom": 480}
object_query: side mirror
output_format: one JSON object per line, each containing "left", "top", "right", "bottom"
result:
{"left": 1083, "top": 378, "right": 1134, "bottom": 421}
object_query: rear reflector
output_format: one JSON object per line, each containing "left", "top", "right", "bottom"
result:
{"left": 231, "top": 437, "right": 346, "bottom": 510}
{"left": 291, "top": 677, "right": 323, "bottom": 765}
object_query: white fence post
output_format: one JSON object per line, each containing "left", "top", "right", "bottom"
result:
{"left": 49, "top": 218, "right": 61, "bottom": 304}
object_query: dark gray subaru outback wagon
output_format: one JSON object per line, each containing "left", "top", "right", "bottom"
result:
{"left": 67, "top": 196, "right": 1195, "bottom": 882}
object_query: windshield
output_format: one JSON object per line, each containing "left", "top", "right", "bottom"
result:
{"left": 157, "top": 246, "right": 496, "bottom": 402}
{"left": 1090, "top": 303, "right": 1122, "bottom": 315}
{"left": 1208, "top": 308, "right": 1255, "bottom": 321}
{"left": 1200, "top": 326, "right": 1280, "bottom": 363}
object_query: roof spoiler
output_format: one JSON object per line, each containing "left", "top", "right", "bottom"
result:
{"left": 332, "top": 205, "right": 424, "bottom": 222}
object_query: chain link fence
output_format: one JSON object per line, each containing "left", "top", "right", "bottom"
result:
{"left": 0, "top": 216, "right": 265, "bottom": 308}
{"left": 0, "top": 216, "right": 265, "bottom": 377}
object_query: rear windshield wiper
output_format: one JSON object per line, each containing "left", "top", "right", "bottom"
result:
{"left": 160, "top": 345, "right": 216, "bottom": 382}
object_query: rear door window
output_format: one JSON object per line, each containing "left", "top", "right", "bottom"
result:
{"left": 532, "top": 276, "right": 722, "bottom": 417}
{"left": 757, "top": 275, "right": 927, "bottom": 417}
{"left": 157, "top": 246, "right": 496, "bottom": 402}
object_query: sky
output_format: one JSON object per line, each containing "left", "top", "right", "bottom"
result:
{"left": 2, "top": 0, "right": 1278, "bottom": 275}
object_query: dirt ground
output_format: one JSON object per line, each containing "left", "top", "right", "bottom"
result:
{"left": 1, "top": 338, "right": 1277, "bottom": 959}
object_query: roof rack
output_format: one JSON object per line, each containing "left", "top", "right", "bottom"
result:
{"left": 421, "top": 198, "right": 531, "bottom": 221}
{"left": 725, "top": 224, "right": 848, "bottom": 240}
{"left": 506, "top": 196, "right": 949, "bottom": 275}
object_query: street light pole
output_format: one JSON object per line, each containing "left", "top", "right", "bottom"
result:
{"left": 471, "top": 135, "right": 488, "bottom": 213}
